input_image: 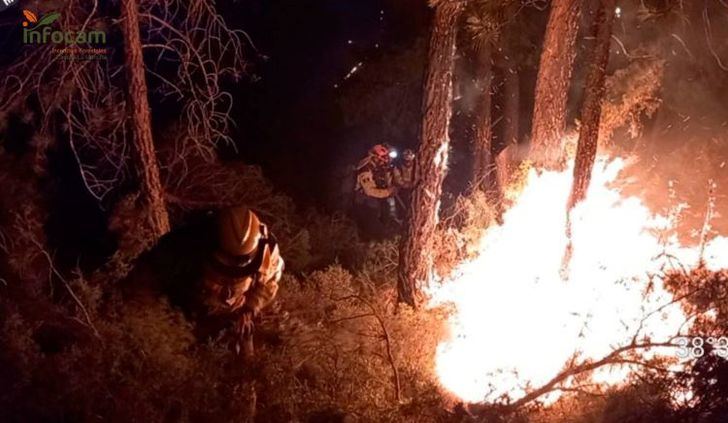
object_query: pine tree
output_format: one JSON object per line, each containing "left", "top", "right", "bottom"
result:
{"left": 397, "top": 0, "right": 463, "bottom": 306}
{"left": 466, "top": 0, "right": 513, "bottom": 205}
{"left": 121, "top": 0, "right": 170, "bottom": 239}
{"left": 529, "top": 0, "right": 582, "bottom": 169}
{"left": 568, "top": 0, "right": 617, "bottom": 209}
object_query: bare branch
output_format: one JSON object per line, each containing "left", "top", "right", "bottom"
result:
{"left": 335, "top": 294, "right": 402, "bottom": 402}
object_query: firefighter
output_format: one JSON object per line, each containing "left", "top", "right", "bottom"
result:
{"left": 354, "top": 144, "right": 400, "bottom": 236}
{"left": 393, "top": 148, "right": 416, "bottom": 215}
{"left": 202, "top": 206, "right": 284, "bottom": 357}
{"left": 393, "top": 149, "right": 416, "bottom": 189}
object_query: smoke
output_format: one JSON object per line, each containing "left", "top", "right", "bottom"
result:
{"left": 582, "top": 1, "right": 728, "bottom": 239}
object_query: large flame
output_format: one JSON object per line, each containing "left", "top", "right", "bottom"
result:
{"left": 429, "top": 156, "right": 728, "bottom": 404}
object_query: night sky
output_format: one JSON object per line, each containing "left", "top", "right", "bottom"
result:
{"left": 226, "top": 0, "right": 428, "bottom": 206}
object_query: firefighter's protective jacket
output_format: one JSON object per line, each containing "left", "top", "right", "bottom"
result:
{"left": 204, "top": 208, "right": 284, "bottom": 316}
{"left": 393, "top": 162, "right": 416, "bottom": 189}
{"left": 355, "top": 157, "right": 395, "bottom": 199}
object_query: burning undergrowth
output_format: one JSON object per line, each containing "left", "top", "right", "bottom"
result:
{"left": 427, "top": 155, "right": 728, "bottom": 406}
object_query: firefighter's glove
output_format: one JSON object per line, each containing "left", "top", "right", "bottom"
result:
{"left": 236, "top": 309, "right": 256, "bottom": 338}
{"left": 233, "top": 309, "right": 256, "bottom": 357}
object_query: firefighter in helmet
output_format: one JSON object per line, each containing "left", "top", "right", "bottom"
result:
{"left": 393, "top": 149, "right": 416, "bottom": 190}
{"left": 393, "top": 148, "right": 416, "bottom": 215}
{"left": 203, "top": 206, "right": 283, "bottom": 356}
{"left": 354, "top": 144, "right": 400, "bottom": 236}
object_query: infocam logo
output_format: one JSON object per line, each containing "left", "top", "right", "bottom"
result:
{"left": 22, "top": 9, "right": 106, "bottom": 45}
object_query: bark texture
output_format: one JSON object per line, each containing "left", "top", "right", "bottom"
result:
{"left": 529, "top": 0, "right": 581, "bottom": 169}
{"left": 121, "top": 0, "right": 170, "bottom": 238}
{"left": 568, "top": 0, "right": 616, "bottom": 210}
{"left": 397, "top": 0, "right": 462, "bottom": 307}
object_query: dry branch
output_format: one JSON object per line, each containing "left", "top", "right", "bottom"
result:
{"left": 335, "top": 294, "right": 402, "bottom": 402}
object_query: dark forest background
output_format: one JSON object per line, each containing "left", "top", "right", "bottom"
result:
{"left": 1, "top": 0, "right": 728, "bottom": 421}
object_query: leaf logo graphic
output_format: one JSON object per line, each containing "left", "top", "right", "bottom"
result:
{"left": 22, "top": 10, "right": 59, "bottom": 28}
{"left": 36, "top": 12, "right": 60, "bottom": 27}
{"left": 22, "top": 9, "right": 37, "bottom": 23}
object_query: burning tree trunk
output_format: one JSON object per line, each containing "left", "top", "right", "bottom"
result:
{"left": 529, "top": 0, "right": 581, "bottom": 169}
{"left": 568, "top": 0, "right": 616, "bottom": 210}
{"left": 121, "top": 0, "right": 170, "bottom": 239}
{"left": 397, "top": 0, "right": 462, "bottom": 307}
{"left": 472, "top": 45, "right": 494, "bottom": 192}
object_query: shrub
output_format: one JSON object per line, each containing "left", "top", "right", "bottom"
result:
{"left": 254, "top": 265, "right": 452, "bottom": 421}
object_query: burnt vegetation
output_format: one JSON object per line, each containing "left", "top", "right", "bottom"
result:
{"left": 1, "top": 0, "right": 728, "bottom": 422}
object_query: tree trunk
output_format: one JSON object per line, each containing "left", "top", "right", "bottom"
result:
{"left": 529, "top": 0, "right": 581, "bottom": 169}
{"left": 499, "top": 50, "right": 519, "bottom": 151}
{"left": 121, "top": 0, "right": 170, "bottom": 239}
{"left": 495, "top": 49, "right": 520, "bottom": 190}
{"left": 568, "top": 0, "right": 616, "bottom": 210}
{"left": 397, "top": 0, "right": 462, "bottom": 307}
{"left": 472, "top": 45, "right": 494, "bottom": 192}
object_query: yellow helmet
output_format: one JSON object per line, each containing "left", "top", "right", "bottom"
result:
{"left": 217, "top": 206, "right": 263, "bottom": 257}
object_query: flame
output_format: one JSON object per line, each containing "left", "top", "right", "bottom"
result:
{"left": 428, "top": 156, "right": 728, "bottom": 404}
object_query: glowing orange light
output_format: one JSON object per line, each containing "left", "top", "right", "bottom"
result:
{"left": 428, "top": 155, "right": 728, "bottom": 404}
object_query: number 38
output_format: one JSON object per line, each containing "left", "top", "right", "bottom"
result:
{"left": 675, "top": 337, "right": 705, "bottom": 359}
